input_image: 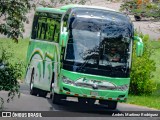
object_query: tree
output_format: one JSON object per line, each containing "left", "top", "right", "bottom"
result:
{"left": 36, "top": 0, "right": 87, "bottom": 7}
{"left": 0, "top": 0, "right": 87, "bottom": 43}
{"left": 0, "top": 47, "right": 24, "bottom": 109}
{"left": 120, "top": 0, "right": 160, "bottom": 20}
{"left": 0, "top": 0, "right": 31, "bottom": 42}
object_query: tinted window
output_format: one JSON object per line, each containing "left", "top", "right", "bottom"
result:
{"left": 31, "top": 12, "right": 62, "bottom": 42}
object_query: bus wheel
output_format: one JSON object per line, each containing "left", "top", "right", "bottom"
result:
{"left": 30, "top": 70, "right": 38, "bottom": 96}
{"left": 86, "top": 99, "right": 96, "bottom": 105}
{"left": 78, "top": 98, "right": 87, "bottom": 104}
{"left": 99, "top": 100, "right": 117, "bottom": 110}
{"left": 39, "top": 90, "right": 47, "bottom": 98}
{"left": 107, "top": 101, "right": 117, "bottom": 110}
{"left": 52, "top": 93, "right": 61, "bottom": 104}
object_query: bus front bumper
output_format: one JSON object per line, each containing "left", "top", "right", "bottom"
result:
{"left": 59, "top": 83, "right": 128, "bottom": 102}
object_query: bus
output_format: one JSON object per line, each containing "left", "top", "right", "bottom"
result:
{"left": 25, "top": 5, "right": 143, "bottom": 110}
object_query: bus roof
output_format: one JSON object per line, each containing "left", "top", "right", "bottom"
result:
{"left": 60, "top": 4, "right": 117, "bottom": 12}
{"left": 36, "top": 5, "right": 119, "bottom": 14}
{"left": 36, "top": 7, "right": 65, "bottom": 14}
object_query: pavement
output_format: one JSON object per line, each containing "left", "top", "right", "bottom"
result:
{"left": 0, "top": 83, "right": 159, "bottom": 120}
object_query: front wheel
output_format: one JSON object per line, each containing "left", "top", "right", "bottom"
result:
{"left": 107, "top": 101, "right": 117, "bottom": 110}
{"left": 99, "top": 100, "right": 117, "bottom": 110}
{"left": 30, "top": 70, "right": 38, "bottom": 96}
{"left": 52, "top": 93, "right": 66, "bottom": 104}
{"left": 86, "top": 98, "right": 96, "bottom": 105}
{"left": 78, "top": 98, "right": 87, "bottom": 104}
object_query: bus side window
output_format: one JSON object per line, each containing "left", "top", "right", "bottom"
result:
{"left": 31, "top": 12, "right": 62, "bottom": 42}
{"left": 63, "top": 12, "right": 70, "bottom": 32}
{"left": 54, "top": 21, "right": 61, "bottom": 42}
{"left": 52, "top": 24, "right": 57, "bottom": 41}
{"left": 31, "top": 15, "right": 39, "bottom": 39}
{"left": 39, "top": 22, "right": 47, "bottom": 40}
{"left": 43, "top": 13, "right": 61, "bottom": 42}
{"left": 46, "top": 18, "right": 55, "bottom": 41}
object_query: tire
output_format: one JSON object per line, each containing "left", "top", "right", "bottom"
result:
{"left": 30, "top": 70, "right": 38, "bottom": 96}
{"left": 134, "top": 15, "right": 141, "bottom": 21}
{"left": 52, "top": 93, "right": 63, "bottom": 104}
{"left": 86, "top": 98, "right": 96, "bottom": 105}
{"left": 50, "top": 73, "right": 66, "bottom": 103}
{"left": 39, "top": 90, "right": 47, "bottom": 98}
{"left": 78, "top": 98, "right": 87, "bottom": 104}
{"left": 107, "top": 101, "right": 117, "bottom": 110}
{"left": 50, "top": 73, "right": 55, "bottom": 99}
{"left": 99, "top": 100, "right": 117, "bottom": 110}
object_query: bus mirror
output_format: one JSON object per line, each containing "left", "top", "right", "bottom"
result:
{"left": 60, "top": 31, "right": 68, "bottom": 47}
{"left": 134, "top": 36, "right": 144, "bottom": 57}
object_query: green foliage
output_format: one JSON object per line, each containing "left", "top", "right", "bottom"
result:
{"left": 37, "top": 0, "right": 87, "bottom": 7}
{"left": 127, "top": 95, "right": 160, "bottom": 110}
{"left": 0, "top": 0, "right": 88, "bottom": 42}
{"left": 150, "top": 41, "right": 160, "bottom": 84}
{"left": 0, "top": 48, "right": 23, "bottom": 109}
{"left": 0, "top": 38, "right": 29, "bottom": 79}
{"left": 120, "top": 0, "right": 137, "bottom": 11}
{"left": 0, "top": 0, "right": 31, "bottom": 42}
{"left": 130, "top": 33, "right": 156, "bottom": 95}
{"left": 120, "top": 0, "right": 160, "bottom": 19}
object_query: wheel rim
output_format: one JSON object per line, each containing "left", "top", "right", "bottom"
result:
{"left": 30, "top": 71, "right": 34, "bottom": 90}
{"left": 51, "top": 83, "right": 54, "bottom": 92}
{"left": 30, "top": 82, "right": 33, "bottom": 90}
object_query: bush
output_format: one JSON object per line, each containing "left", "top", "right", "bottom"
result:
{"left": 120, "top": 0, "right": 160, "bottom": 19}
{"left": 0, "top": 48, "right": 24, "bottom": 109}
{"left": 130, "top": 33, "right": 156, "bottom": 95}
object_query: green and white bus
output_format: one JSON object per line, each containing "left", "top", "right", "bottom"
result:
{"left": 25, "top": 5, "right": 143, "bottom": 109}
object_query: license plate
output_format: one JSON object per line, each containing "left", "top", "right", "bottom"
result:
{"left": 90, "top": 91, "right": 98, "bottom": 96}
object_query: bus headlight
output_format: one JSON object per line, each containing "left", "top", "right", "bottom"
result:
{"left": 62, "top": 76, "right": 75, "bottom": 85}
{"left": 117, "top": 84, "right": 129, "bottom": 91}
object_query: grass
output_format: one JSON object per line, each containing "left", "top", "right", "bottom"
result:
{"left": 127, "top": 95, "right": 160, "bottom": 110}
{"left": 127, "top": 40, "right": 160, "bottom": 110}
{"left": 150, "top": 41, "right": 160, "bottom": 96}
{"left": 0, "top": 38, "right": 29, "bottom": 61}
{"left": 150, "top": 41, "right": 160, "bottom": 84}
{"left": 0, "top": 38, "right": 29, "bottom": 78}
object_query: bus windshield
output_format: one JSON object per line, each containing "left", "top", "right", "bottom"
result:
{"left": 65, "top": 18, "right": 131, "bottom": 65}
{"left": 66, "top": 20, "right": 100, "bottom": 63}
{"left": 63, "top": 9, "right": 133, "bottom": 77}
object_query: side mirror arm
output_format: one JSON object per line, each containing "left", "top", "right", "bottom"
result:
{"left": 133, "top": 36, "right": 143, "bottom": 43}
{"left": 133, "top": 36, "right": 144, "bottom": 57}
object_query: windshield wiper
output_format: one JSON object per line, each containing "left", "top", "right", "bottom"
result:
{"left": 78, "top": 52, "right": 99, "bottom": 71}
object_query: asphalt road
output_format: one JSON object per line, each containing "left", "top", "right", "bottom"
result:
{"left": 0, "top": 83, "right": 159, "bottom": 120}
{"left": 0, "top": 1, "right": 160, "bottom": 120}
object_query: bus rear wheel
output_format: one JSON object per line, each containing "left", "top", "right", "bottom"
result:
{"left": 39, "top": 90, "right": 47, "bottom": 98}
{"left": 30, "top": 70, "right": 38, "bottom": 96}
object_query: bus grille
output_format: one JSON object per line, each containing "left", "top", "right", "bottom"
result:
{"left": 75, "top": 82, "right": 116, "bottom": 90}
